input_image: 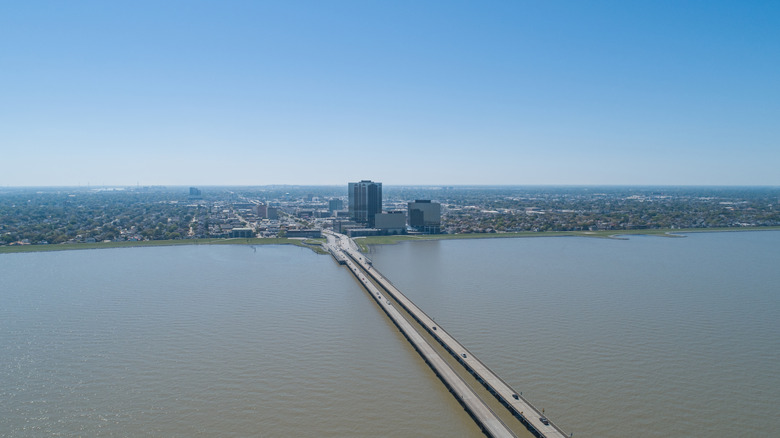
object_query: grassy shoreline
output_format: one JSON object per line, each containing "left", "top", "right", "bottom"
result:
{"left": 2, "top": 227, "right": 778, "bottom": 255}
{"left": 352, "top": 226, "right": 780, "bottom": 252}
{"left": 0, "top": 237, "right": 329, "bottom": 255}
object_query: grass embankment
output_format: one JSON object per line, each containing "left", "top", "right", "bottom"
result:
{"left": 3, "top": 227, "right": 778, "bottom": 255}
{"left": 0, "top": 237, "right": 329, "bottom": 255}
{"left": 353, "top": 226, "right": 780, "bottom": 252}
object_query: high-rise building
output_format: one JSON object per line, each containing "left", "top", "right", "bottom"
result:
{"left": 254, "top": 203, "right": 267, "bottom": 218}
{"left": 348, "top": 180, "right": 382, "bottom": 227}
{"left": 328, "top": 199, "right": 344, "bottom": 212}
{"left": 408, "top": 200, "right": 441, "bottom": 233}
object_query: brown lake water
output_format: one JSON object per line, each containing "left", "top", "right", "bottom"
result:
{"left": 2, "top": 231, "right": 778, "bottom": 437}
{"left": 367, "top": 231, "right": 780, "bottom": 437}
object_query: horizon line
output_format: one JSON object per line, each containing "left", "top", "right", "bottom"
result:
{"left": 2, "top": 183, "right": 779, "bottom": 189}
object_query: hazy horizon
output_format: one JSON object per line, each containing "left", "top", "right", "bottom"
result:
{"left": 2, "top": 1, "right": 778, "bottom": 187}
{"left": 3, "top": 183, "right": 780, "bottom": 190}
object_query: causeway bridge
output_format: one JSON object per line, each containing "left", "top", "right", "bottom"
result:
{"left": 324, "top": 231, "right": 568, "bottom": 438}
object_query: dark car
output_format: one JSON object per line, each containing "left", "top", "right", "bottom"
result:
{"left": 539, "top": 417, "right": 549, "bottom": 425}
{"left": 512, "top": 394, "right": 519, "bottom": 400}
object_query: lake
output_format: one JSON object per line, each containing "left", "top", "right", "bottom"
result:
{"left": 2, "top": 231, "right": 778, "bottom": 437}
{"left": 368, "top": 231, "right": 780, "bottom": 437}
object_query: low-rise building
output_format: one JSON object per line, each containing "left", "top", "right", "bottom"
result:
{"left": 230, "top": 228, "right": 254, "bottom": 238}
{"left": 347, "top": 228, "right": 382, "bottom": 237}
{"left": 375, "top": 211, "right": 407, "bottom": 235}
{"left": 285, "top": 229, "right": 322, "bottom": 238}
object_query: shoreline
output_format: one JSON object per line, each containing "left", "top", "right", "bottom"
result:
{"left": 0, "top": 237, "right": 328, "bottom": 255}
{"left": 2, "top": 226, "right": 779, "bottom": 255}
{"left": 351, "top": 226, "right": 780, "bottom": 252}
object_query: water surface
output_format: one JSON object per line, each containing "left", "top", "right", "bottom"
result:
{"left": 3, "top": 232, "right": 777, "bottom": 437}
{"left": 368, "top": 231, "right": 780, "bottom": 437}
{"left": 1, "top": 245, "right": 483, "bottom": 437}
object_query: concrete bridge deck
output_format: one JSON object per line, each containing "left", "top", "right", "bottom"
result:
{"left": 328, "top": 232, "right": 569, "bottom": 438}
{"left": 324, "top": 233, "right": 517, "bottom": 438}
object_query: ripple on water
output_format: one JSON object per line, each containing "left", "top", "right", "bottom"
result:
{"left": 368, "top": 232, "right": 780, "bottom": 438}
{"left": 0, "top": 245, "right": 483, "bottom": 437}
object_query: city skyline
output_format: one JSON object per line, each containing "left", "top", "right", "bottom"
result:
{"left": 2, "top": 1, "right": 779, "bottom": 187}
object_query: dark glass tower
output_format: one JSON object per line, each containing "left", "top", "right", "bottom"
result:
{"left": 348, "top": 180, "right": 382, "bottom": 227}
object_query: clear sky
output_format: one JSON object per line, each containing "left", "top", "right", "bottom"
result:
{"left": 2, "top": 1, "right": 778, "bottom": 187}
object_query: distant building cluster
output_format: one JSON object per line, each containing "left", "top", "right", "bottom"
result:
{"left": 253, "top": 203, "right": 278, "bottom": 220}
{"left": 5, "top": 185, "right": 777, "bottom": 247}
{"left": 344, "top": 180, "right": 441, "bottom": 237}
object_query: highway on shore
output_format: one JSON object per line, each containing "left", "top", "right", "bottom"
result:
{"left": 325, "top": 231, "right": 569, "bottom": 438}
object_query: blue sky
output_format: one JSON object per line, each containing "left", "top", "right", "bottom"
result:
{"left": 2, "top": 1, "right": 778, "bottom": 186}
